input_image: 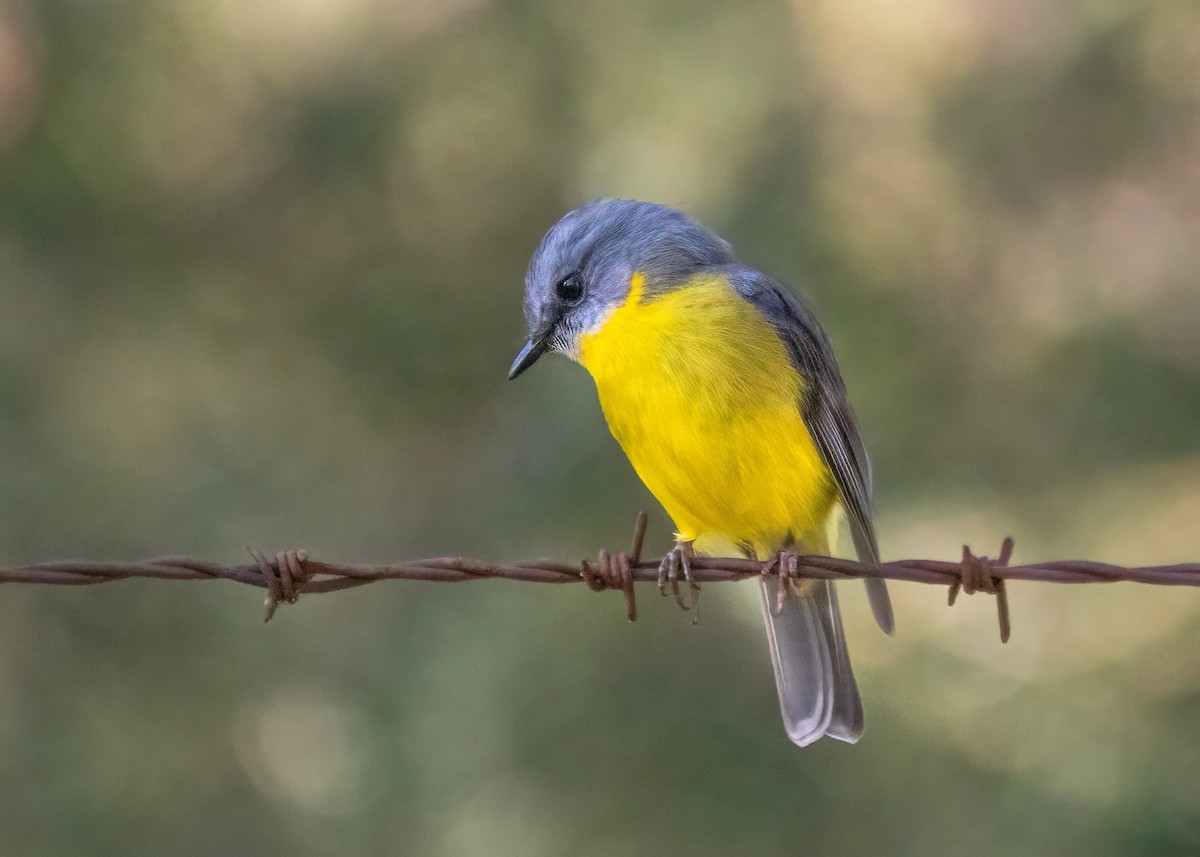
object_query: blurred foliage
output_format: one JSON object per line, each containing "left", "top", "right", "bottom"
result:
{"left": 0, "top": 0, "right": 1199, "bottom": 854}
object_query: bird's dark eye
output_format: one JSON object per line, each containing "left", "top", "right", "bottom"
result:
{"left": 555, "top": 272, "right": 583, "bottom": 304}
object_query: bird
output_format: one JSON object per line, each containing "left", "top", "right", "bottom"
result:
{"left": 508, "top": 198, "right": 894, "bottom": 746}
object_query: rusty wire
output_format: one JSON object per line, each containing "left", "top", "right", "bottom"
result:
{"left": 3, "top": 513, "right": 1199, "bottom": 641}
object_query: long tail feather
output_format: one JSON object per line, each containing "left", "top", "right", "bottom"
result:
{"left": 759, "top": 577, "right": 863, "bottom": 746}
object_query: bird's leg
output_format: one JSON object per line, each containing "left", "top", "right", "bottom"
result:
{"left": 765, "top": 547, "right": 804, "bottom": 615}
{"left": 656, "top": 541, "right": 686, "bottom": 603}
{"left": 657, "top": 540, "right": 700, "bottom": 621}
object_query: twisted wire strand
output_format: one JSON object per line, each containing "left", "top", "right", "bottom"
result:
{"left": 3, "top": 513, "right": 1198, "bottom": 639}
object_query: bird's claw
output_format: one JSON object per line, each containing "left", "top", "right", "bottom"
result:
{"left": 657, "top": 542, "right": 700, "bottom": 623}
{"left": 764, "top": 549, "right": 800, "bottom": 615}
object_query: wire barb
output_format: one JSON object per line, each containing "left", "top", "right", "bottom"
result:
{"left": 580, "top": 512, "right": 646, "bottom": 621}
{"left": 947, "top": 538, "right": 1014, "bottom": 643}
{"left": 248, "top": 548, "right": 312, "bottom": 623}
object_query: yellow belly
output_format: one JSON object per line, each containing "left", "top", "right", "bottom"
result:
{"left": 578, "top": 273, "right": 837, "bottom": 559}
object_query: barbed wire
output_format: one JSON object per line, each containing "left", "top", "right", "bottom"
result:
{"left": 3, "top": 513, "right": 1198, "bottom": 642}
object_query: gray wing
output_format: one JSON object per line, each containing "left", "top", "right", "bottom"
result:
{"left": 731, "top": 268, "right": 895, "bottom": 635}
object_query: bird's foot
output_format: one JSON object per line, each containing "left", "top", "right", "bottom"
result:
{"left": 764, "top": 549, "right": 801, "bottom": 615}
{"left": 657, "top": 541, "right": 700, "bottom": 622}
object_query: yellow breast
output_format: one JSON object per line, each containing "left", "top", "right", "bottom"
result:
{"left": 578, "top": 272, "right": 837, "bottom": 558}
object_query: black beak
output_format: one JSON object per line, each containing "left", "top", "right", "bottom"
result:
{"left": 508, "top": 334, "right": 550, "bottom": 380}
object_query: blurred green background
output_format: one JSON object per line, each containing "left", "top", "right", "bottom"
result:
{"left": 1, "top": 0, "right": 1199, "bottom": 854}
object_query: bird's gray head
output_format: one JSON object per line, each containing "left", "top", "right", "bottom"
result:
{"left": 508, "top": 198, "right": 735, "bottom": 378}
